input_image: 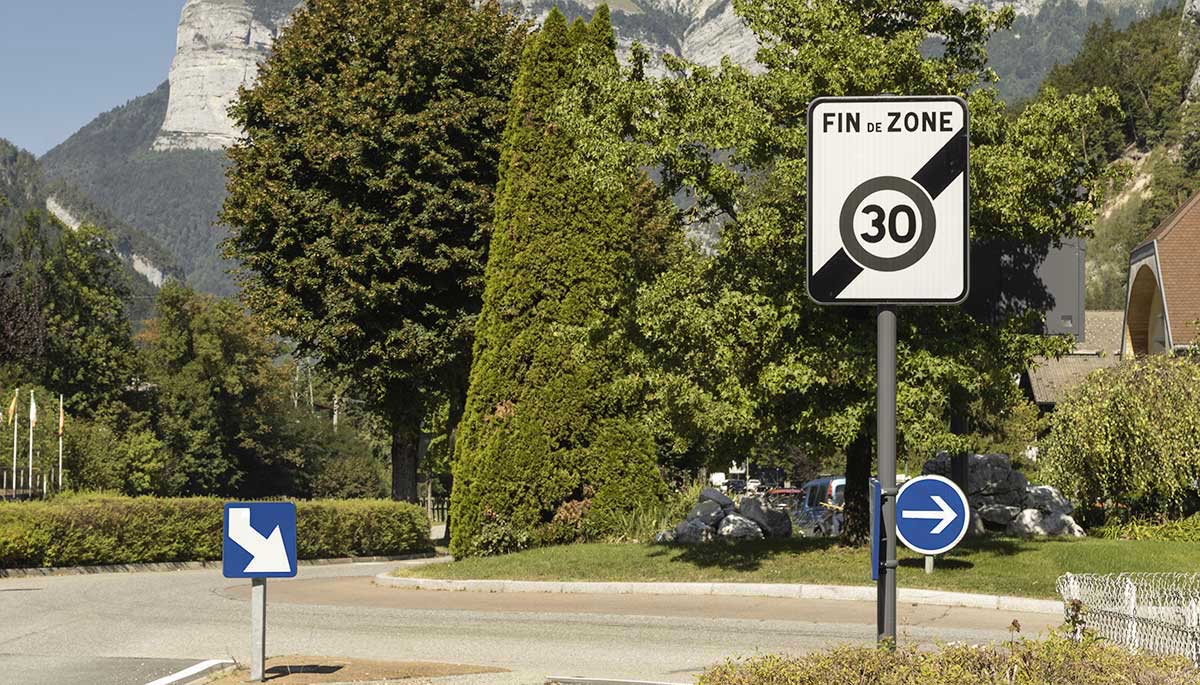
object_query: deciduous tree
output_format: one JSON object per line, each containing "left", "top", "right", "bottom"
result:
{"left": 222, "top": 0, "right": 528, "bottom": 501}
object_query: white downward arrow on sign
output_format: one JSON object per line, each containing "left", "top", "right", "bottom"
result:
{"left": 901, "top": 495, "right": 957, "bottom": 535}
{"left": 228, "top": 507, "right": 291, "bottom": 573}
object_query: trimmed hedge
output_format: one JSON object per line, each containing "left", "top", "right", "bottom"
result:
{"left": 0, "top": 495, "right": 432, "bottom": 568}
{"left": 700, "top": 635, "right": 1200, "bottom": 685}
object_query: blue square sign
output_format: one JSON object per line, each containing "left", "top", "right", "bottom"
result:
{"left": 223, "top": 502, "right": 298, "bottom": 578}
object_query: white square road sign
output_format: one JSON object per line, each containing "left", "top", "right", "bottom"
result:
{"left": 807, "top": 96, "right": 969, "bottom": 305}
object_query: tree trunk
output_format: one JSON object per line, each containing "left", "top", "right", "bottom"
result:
{"left": 391, "top": 419, "right": 420, "bottom": 503}
{"left": 841, "top": 427, "right": 873, "bottom": 546}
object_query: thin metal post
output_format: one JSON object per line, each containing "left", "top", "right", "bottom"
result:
{"left": 251, "top": 578, "right": 266, "bottom": 681}
{"left": 925, "top": 556, "right": 934, "bottom": 574}
{"left": 877, "top": 305, "right": 898, "bottom": 645}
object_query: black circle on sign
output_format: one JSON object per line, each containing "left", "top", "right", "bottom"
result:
{"left": 839, "top": 176, "right": 936, "bottom": 272}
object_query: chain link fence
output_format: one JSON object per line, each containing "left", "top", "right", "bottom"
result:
{"left": 1057, "top": 573, "right": 1200, "bottom": 665}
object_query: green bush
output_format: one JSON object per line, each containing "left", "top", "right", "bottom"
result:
{"left": 1041, "top": 355, "right": 1200, "bottom": 524}
{"left": 0, "top": 494, "right": 431, "bottom": 568}
{"left": 699, "top": 634, "right": 1200, "bottom": 685}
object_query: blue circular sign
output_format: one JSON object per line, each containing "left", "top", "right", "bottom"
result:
{"left": 895, "top": 475, "right": 969, "bottom": 555}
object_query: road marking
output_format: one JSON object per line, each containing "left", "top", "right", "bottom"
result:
{"left": 144, "top": 659, "right": 234, "bottom": 685}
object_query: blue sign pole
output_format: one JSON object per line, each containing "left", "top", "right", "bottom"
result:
{"left": 224, "top": 502, "right": 298, "bottom": 682}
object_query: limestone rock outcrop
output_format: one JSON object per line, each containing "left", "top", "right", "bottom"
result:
{"left": 153, "top": 0, "right": 295, "bottom": 151}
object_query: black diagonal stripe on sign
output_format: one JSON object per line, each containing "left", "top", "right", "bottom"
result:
{"left": 813, "top": 127, "right": 966, "bottom": 300}
{"left": 809, "top": 247, "right": 863, "bottom": 302}
{"left": 912, "top": 127, "right": 967, "bottom": 200}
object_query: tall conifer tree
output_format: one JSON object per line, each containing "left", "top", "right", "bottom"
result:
{"left": 450, "top": 7, "right": 667, "bottom": 557}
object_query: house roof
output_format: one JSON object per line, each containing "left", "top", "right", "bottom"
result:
{"left": 1133, "top": 192, "right": 1200, "bottom": 347}
{"left": 1080, "top": 310, "right": 1123, "bottom": 355}
{"left": 1026, "top": 310, "right": 1124, "bottom": 406}
{"left": 1027, "top": 353, "right": 1118, "bottom": 406}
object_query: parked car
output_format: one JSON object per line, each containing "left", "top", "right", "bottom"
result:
{"left": 764, "top": 487, "right": 804, "bottom": 509}
{"left": 725, "top": 479, "right": 746, "bottom": 495}
{"left": 746, "top": 479, "right": 763, "bottom": 494}
{"left": 793, "top": 476, "right": 846, "bottom": 537}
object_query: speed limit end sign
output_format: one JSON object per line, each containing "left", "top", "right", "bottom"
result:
{"left": 807, "top": 96, "right": 968, "bottom": 305}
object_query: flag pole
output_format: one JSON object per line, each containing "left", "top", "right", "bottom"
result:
{"left": 10, "top": 389, "right": 17, "bottom": 499}
{"left": 58, "top": 394, "right": 63, "bottom": 491}
{"left": 28, "top": 390, "right": 35, "bottom": 501}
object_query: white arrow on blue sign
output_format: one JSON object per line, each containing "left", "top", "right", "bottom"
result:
{"left": 895, "top": 475, "right": 970, "bottom": 556}
{"left": 223, "top": 502, "right": 298, "bottom": 578}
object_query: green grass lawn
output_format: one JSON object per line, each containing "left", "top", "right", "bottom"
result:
{"left": 396, "top": 538, "right": 1200, "bottom": 599}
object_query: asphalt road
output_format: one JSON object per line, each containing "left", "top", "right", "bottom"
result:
{"left": 0, "top": 560, "right": 1059, "bottom": 685}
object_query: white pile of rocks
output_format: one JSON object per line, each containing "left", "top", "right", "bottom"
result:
{"left": 654, "top": 488, "right": 792, "bottom": 544}
{"left": 922, "top": 452, "right": 1085, "bottom": 537}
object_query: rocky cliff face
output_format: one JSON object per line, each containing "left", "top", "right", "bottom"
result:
{"left": 152, "top": 0, "right": 288, "bottom": 151}
{"left": 154, "top": 0, "right": 1164, "bottom": 153}
{"left": 152, "top": 0, "right": 763, "bottom": 151}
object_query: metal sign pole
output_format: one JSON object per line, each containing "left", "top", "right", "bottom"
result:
{"left": 251, "top": 578, "right": 266, "bottom": 681}
{"left": 877, "top": 305, "right": 898, "bottom": 645}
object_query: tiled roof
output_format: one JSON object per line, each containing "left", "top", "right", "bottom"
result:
{"left": 1133, "top": 192, "right": 1200, "bottom": 347}
{"left": 1080, "top": 310, "right": 1123, "bottom": 355}
{"left": 1027, "top": 353, "right": 1118, "bottom": 405}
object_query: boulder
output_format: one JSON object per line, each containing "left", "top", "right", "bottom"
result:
{"left": 967, "top": 508, "right": 986, "bottom": 537}
{"left": 717, "top": 513, "right": 764, "bottom": 541}
{"left": 699, "top": 487, "right": 734, "bottom": 509}
{"left": 1006, "top": 509, "right": 1086, "bottom": 538}
{"left": 1024, "top": 485, "right": 1073, "bottom": 515}
{"left": 674, "top": 519, "right": 714, "bottom": 544}
{"left": 922, "top": 452, "right": 1027, "bottom": 508}
{"left": 738, "top": 497, "right": 793, "bottom": 538}
{"left": 977, "top": 504, "right": 1021, "bottom": 526}
{"left": 686, "top": 499, "right": 726, "bottom": 527}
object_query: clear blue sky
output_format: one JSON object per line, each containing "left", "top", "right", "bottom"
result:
{"left": 0, "top": 0, "right": 187, "bottom": 157}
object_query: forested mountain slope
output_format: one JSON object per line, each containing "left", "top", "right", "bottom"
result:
{"left": 39, "top": 84, "right": 229, "bottom": 296}
{"left": 1029, "top": 4, "right": 1200, "bottom": 308}
{"left": 3, "top": 138, "right": 167, "bottom": 323}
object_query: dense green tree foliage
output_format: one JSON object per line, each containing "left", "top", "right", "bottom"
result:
{"left": 1043, "top": 354, "right": 1200, "bottom": 524}
{"left": 559, "top": 0, "right": 1119, "bottom": 542}
{"left": 1043, "top": 6, "right": 1193, "bottom": 154}
{"left": 222, "top": 0, "right": 528, "bottom": 502}
{"left": 39, "top": 221, "right": 137, "bottom": 412}
{"left": 986, "top": 0, "right": 1169, "bottom": 105}
{"left": 450, "top": 8, "right": 674, "bottom": 557}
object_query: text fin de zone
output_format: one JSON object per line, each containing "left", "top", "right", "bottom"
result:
{"left": 821, "top": 111, "right": 954, "bottom": 133}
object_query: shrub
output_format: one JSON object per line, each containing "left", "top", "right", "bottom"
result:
{"left": 699, "top": 634, "right": 1200, "bottom": 685}
{"left": 0, "top": 494, "right": 431, "bottom": 568}
{"left": 1098, "top": 514, "right": 1200, "bottom": 542}
{"left": 1041, "top": 355, "right": 1200, "bottom": 524}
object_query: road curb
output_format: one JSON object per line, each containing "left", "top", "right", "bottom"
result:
{"left": 0, "top": 552, "right": 441, "bottom": 579}
{"left": 373, "top": 573, "right": 1064, "bottom": 615}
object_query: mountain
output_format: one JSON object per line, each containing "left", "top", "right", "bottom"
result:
{"left": 2, "top": 137, "right": 168, "bottom": 323}
{"left": 40, "top": 83, "right": 231, "bottom": 295}
{"left": 38, "top": 0, "right": 1173, "bottom": 299}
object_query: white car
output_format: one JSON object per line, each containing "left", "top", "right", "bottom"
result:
{"left": 746, "top": 479, "right": 762, "bottom": 494}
